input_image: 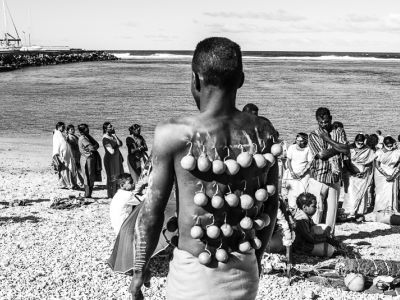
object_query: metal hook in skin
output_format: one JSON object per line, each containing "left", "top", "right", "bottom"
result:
{"left": 253, "top": 143, "right": 258, "bottom": 154}
{"left": 240, "top": 179, "right": 247, "bottom": 191}
{"left": 197, "top": 181, "right": 204, "bottom": 193}
{"left": 212, "top": 182, "right": 220, "bottom": 195}
{"left": 223, "top": 145, "right": 231, "bottom": 160}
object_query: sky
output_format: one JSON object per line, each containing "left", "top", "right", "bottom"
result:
{"left": 1, "top": 0, "right": 400, "bottom": 51}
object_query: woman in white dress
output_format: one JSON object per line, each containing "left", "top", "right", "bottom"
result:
{"left": 374, "top": 136, "right": 400, "bottom": 224}
{"left": 342, "top": 134, "right": 375, "bottom": 221}
{"left": 52, "top": 122, "right": 78, "bottom": 189}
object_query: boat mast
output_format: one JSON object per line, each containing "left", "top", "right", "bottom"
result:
{"left": 2, "top": 0, "right": 7, "bottom": 45}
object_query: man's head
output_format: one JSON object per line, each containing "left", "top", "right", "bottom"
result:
{"left": 242, "top": 103, "right": 259, "bottom": 116}
{"left": 315, "top": 107, "right": 332, "bottom": 130}
{"left": 366, "top": 133, "right": 378, "bottom": 149}
{"left": 376, "top": 130, "right": 382, "bottom": 135}
{"left": 56, "top": 121, "right": 65, "bottom": 132}
{"left": 295, "top": 132, "right": 308, "bottom": 149}
{"left": 117, "top": 173, "right": 134, "bottom": 191}
{"left": 191, "top": 37, "right": 244, "bottom": 95}
{"left": 296, "top": 192, "right": 317, "bottom": 217}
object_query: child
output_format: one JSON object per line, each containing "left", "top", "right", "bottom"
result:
{"left": 109, "top": 173, "right": 141, "bottom": 234}
{"left": 293, "top": 192, "right": 336, "bottom": 257}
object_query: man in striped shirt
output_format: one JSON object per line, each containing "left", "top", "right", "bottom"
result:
{"left": 308, "top": 107, "right": 349, "bottom": 232}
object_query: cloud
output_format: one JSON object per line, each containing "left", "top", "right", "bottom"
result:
{"left": 345, "top": 14, "right": 380, "bottom": 23}
{"left": 123, "top": 21, "right": 138, "bottom": 28}
{"left": 203, "top": 10, "right": 306, "bottom": 22}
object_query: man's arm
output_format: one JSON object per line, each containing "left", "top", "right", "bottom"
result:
{"left": 255, "top": 159, "right": 279, "bottom": 274}
{"left": 318, "top": 128, "right": 349, "bottom": 155}
{"left": 129, "top": 125, "right": 175, "bottom": 299}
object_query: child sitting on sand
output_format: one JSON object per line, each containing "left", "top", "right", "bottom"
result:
{"left": 293, "top": 192, "right": 336, "bottom": 257}
{"left": 109, "top": 173, "right": 141, "bottom": 234}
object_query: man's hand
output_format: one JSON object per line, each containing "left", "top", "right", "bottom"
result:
{"left": 291, "top": 171, "right": 300, "bottom": 180}
{"left": 386, "top": 175, "right": 395, "bottom": 182}
{"left": 129, "top": 269, "right": 151, "bottom": 300}
{"left": 318, "top": 130, "right": 331, "bottom": 142}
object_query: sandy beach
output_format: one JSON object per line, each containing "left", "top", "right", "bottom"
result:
{"left": 1, "top": 136, "right": 400, "bottom": 299}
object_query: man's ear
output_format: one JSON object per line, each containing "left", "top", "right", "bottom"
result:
{"left": 238, "top": 72, "right": 244, "bottom": 89}
{"left": 193, "top": 72, "right": 201, "bottom": 92}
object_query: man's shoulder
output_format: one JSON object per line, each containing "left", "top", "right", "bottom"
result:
{"left": 153, "top": 117, "right": 195, "bottom": 153}
{"left": 255, "top": 115, "right": 278, "bottom": 139}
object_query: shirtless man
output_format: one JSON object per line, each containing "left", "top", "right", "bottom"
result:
{"left": 129, "top": 37, "right": 279, "bottom": 300}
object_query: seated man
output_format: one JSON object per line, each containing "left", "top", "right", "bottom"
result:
{"left": 128, "top": 37, "right": 279, "bottom": 300}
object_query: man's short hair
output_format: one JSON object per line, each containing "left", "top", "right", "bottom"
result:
{"left": 376, "top": 130, "right": 382, "bottom": 135}
{"left": 315, "top": 107, "right": 331, "bottom": 119}
{"left": 242, "top": 103, "right": 258, "bottom": 114}
{"left": 192, "top": 37, "right": 243, "bottom": 89}
{"left": 366, "top": 133, "right": 379, "bottom": 149}
{"left": 332, "top": 121, "right": 344, "bottom": 129}
{"left": 55, "top": 122, "right": 65, "bottom": 129}
{"left": 296, "top": 192, "right": 317, "bottom": 209}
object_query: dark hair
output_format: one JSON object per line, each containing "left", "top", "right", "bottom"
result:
{"left": 354, "top": 133, "right": 365, "bottom": 142}
{"left": 242, "top": 103, "right": 258, "bottom": 113}
{"left": 192, "top": 37, "right": 243, "bottom": 89}
{"left": 129, "top": 124, "right": 141, "bottom": 134}
{"left": 376, "top": 130, "right": 382, "bottom": 135}
{"left": 66, "top": 124, "right": 75, "bottom": 132}
{"left": 117, "top": 173, "right": 133, "bottom": 188}
{"left": 296, "top": 132, "right": 308, "bottom": 143}
{"left": 103, "top": 122, "right": 111, "bottom": 134}
{"left": 315, "top": 107, "right": 331, "bottom": 119}
{"left": 55, "top": 122, "right": 65, "bottom": 129}
{"left": 383, "top": 136, "right": 396, "bottom": 146}
{"left": 398, "top": 134, "right": 400, "bottom": 142}
{"left": 296, "top": 192, "right": 317, "bottom": 209}
{"left": 366, "top": 133, "right": 378, "bottom": 149}
{"left": 332, "top": 121, "right": 344, "bottom": 129}
{"left": 77, "top": 124, "right": 88, "bottom": 134}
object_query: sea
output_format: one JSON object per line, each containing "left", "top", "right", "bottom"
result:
{"left": 1, "top": 50, "right": 400, "bottom": 146}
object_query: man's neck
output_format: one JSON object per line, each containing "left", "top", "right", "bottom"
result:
{"left": 198, "top": 86, "right": 237, "bottom": 116}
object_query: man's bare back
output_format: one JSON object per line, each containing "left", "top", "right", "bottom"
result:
{"left": 129, "top": 37, "right": 280, "bottom": 300}
{"left": 163, "top": 111, "right": 277, "bottom": 258}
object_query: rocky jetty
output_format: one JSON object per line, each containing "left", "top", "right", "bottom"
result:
{"left": 0, "top": 50, "right": 118, "bottom": 72}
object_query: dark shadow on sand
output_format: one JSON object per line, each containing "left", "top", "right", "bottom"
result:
{"left": 336, "top": 227, "right": 400, "bottom": 241}
{"left": 0, "top": 215, "right": 41, "bottom": 223}
{"left": 93, "top": 185, "right": 106, "bottom": 190}
{"left": 25, "top": 198, "right": 50, "bottom": 204}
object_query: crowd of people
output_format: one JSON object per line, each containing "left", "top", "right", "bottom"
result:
{"left": 52, "top": 122, "right": 148, "bottom": 199}
{"left": 50, "top": 37, "right": 400, "bottom": 299}
{"left": 0, "top": 51, "right": 118, "bottom": 72}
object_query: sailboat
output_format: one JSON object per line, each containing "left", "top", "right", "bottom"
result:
{"left": 0, "top": 0, "right": 21, "bottom": 51}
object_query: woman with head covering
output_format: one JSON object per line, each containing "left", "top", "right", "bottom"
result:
{"left": 52, "top": 121, "right": 78, "bottom": 189}
{"left": 374, "top": 136, "right": 400, "bottom": 224}
{"left": 126, "top": 124, "right": 148, "bottom": 183}
{"left": 102, "top": 122, "right": 124, "bottom": 198}
{"left": 66, "top": 124, "right": 83, "bottom": 186}
{"left": 342, "top": 134, "right": 376, "bottom": 221}
{"left": 283, "top": 132, "right": 313, "bottom": 209}
{"left": 78, "top": 124, "right": 102, "bottom": 198}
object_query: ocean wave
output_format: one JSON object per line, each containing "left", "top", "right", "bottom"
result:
{"left": 112, "top": 52, "right": 192, "bottom": 60}
{"left": 243, "top": 55, "right": 400, "bottom": 62}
